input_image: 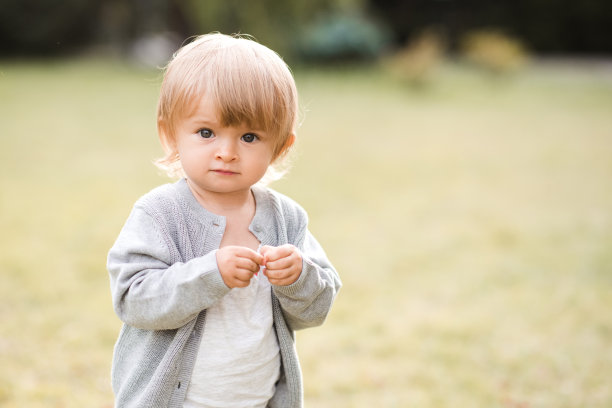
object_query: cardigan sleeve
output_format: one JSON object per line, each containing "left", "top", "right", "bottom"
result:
{"left": 107, "top": 205, "right": 230, "bottom": 331}
{"left": 272, "top": 217, "right": 341, "bottom": 331}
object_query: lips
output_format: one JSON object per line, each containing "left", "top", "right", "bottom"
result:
{"left": 211, "top": 169, "right": 239, "bottom": 175}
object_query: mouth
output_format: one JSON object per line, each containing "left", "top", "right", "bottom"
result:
{"left": 211, "top": 169, "right": 239, "bottom": 176}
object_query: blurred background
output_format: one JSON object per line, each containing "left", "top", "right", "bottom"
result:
{"left": 1, "top": 0, "right": 611, "bottom": 407}
{"left": 2, "top": 0, "right": 612, "bottom": 63}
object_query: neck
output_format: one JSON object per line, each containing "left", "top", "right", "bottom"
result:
{"left": 186, "top": 181, "right": 255, "bottom": 216}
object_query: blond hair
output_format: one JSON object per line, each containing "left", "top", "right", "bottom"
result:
{"left": 156, "top": 33, "right": 299, "bottom": 180}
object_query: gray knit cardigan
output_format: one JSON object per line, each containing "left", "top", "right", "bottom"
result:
{"left": 107, "top": 179, "right": 341, "bottom": 408}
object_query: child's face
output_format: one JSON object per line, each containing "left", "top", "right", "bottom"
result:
{"left": 172, "top": 95, "right": 276, "bottom": 198}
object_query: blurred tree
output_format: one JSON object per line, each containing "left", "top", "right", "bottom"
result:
{"left": 0, "top": 0, "right": 378, "bottom": 61}
{"left": 2, "top": 0, "right": 610, "bottom": 57}
{"left": 0, "top": 0, "right": 102, "bottom": 55}
{"left": 176, "top": 0, "right": 393, "bottom": 62}
{"left": 513, "top": 0, "right": 612, "bottom": 53}
{"left": 368, "top": 0, "right": 612, "bottom": 54}
{"left": 177, "top": 0, "right": 334, "bottom": 58}
{"left": 94, "top": 0, "right": 190, "bottom": 66}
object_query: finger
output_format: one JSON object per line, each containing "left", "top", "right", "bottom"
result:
{"left": 234, "top": 257, "right": 261, "bottom": 273}
{"left": 260, "top": 245, "right": 293, "bottom": 263}
{"left": 231, "top": 277, "right": 252, "bottom": 288}
{"left": 232, "top": 246, "right": 264, "bottom": 265}
{"left": 265, "top": 266, "right": 294, "bottom": 280}
{"left": 234, "top": 268, "right": 255, "bottom": 284}
{"left": 266, "top": 270, "right": 299, "bottom": 286}
{"left": 258, "top": 245, "right": 274, "bottom": 263}
{"left": 264, "top": 255, "right": 294, "bottom": 271}
{"left": 223, "top": 271, "right": 252, "bottom": 288}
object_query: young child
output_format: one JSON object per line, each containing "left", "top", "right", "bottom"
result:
{"left": 107, "top": 33, "right": 341, "bottom": 408}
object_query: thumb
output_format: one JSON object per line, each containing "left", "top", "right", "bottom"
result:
{"left": 259, "top": 245, "right": 276, "bottom": 264}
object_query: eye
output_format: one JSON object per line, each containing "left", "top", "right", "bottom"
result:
{"left": 241, "top": 133, "right": 259, "bottom": 143}
{"left": 198, "top": 128, "right": 214, "bottom": 138}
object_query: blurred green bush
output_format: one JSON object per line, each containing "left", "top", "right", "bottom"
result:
{"left": 295, "top": 12, "right": 390, "bottom": 62}
{"left": 383, "top": 28, "right": 446, "bottom": 86}
{"left": 461, "top": 30, "right": 528, "bottom": 74}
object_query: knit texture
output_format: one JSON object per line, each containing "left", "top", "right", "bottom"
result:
{"left": 107, "top": 178, "right": 341, "bottom": 407}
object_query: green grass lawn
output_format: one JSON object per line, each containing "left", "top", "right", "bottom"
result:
{"left": 1, "top": 58, "right": 611, "bottom": 407}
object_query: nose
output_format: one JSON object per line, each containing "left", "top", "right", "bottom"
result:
{"left": 215, "top": 138, "right": 238, "bottom": 162}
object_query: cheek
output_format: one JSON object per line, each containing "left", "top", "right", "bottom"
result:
{"left": 255, "top": 150, "right": 275, "bottom": 169}
{"left": 243, "top": 152, "right": 273, "bottom": 178}
{"left": 177, "top": 145, "right": 203, "bottom": 170}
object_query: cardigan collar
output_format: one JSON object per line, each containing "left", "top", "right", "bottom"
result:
{"left": 173, "top": 178, "right": 277, "bottom": 246}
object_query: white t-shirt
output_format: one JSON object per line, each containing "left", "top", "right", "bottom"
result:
{"left": 183, "top": 272, "right": 281, "bottom": 408}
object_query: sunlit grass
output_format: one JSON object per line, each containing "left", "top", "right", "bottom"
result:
{"left": 1, "top": 58, "right": 611, "bottom": 407}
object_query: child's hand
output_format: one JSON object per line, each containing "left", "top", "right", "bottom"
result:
{"left": 260, "top": 244, "right": 303, "bottom": 286}
{"left": 216, "top": 246, "right": 264, "bottom": 288}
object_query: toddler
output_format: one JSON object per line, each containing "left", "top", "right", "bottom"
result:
{"left": 107, "top": 33, "right": 341, "bottom": 408}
